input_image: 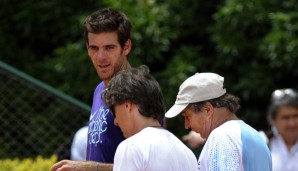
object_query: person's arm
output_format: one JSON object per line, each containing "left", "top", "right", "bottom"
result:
{"left": 49, "top": 160, "right": 113, "bottom": 171}
{"left": 182, "top": 130, "right": 205, "bottom": 149}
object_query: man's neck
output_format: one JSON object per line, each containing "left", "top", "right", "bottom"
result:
{"left": 103, "top": 62, "right": 131, "bottom": 86}
{"left": 136, "top": 116, "right": 162, "bottom": 132}
{"left": 211, "top": 108, "right": 238, "bottom": 129}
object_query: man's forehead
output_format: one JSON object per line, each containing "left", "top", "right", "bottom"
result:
{"left": 88, "top": 32, "right": 119, "bottom": 43}
{"left": 181, "top": 108, "right": 191, "bottom": 116}
{"left": 277, "top": 106, "right": 298, "bottom": 115}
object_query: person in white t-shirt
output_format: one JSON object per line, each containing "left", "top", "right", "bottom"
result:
{"left": 165, "top": 72, "right": 272, "bottom": 171}
{"left": 259, "top": 88, "right": 298, "bottom": 171}
{"left": 70, "top": 125, "right": 88, "bottom": 161}
{"left": 102, "top": 65, "right": 198, "bottom": 171}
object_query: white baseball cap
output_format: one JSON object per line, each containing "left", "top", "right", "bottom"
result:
{"left": 165, "top": 72, "right": 226, "bottom": 118}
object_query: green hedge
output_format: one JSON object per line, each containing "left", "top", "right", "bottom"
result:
{"left": 0, "top": 155, "right": 57, "bottom": 171}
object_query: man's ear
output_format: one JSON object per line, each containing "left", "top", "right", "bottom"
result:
{"left": 204, "top": 102, "right": 214, "bottom": 117}
{"left": 123, "top": 39, "right": 132, "bottom": 56}
{"left": 124, "top": 100, "right": 132, "bottom": 112}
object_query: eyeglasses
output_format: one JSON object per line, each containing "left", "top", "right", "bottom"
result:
{"left": 271, "top": 88, "right": 298, "bottom": 102}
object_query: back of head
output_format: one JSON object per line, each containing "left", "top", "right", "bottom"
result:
{"left": 103, "top": 65, "right": 165, "bottom": 120}
{"left": 267, "top": 88, "right": 298, "bottom": 121}
{"left": 84, "top": 8, "right": 132, "bottom": 47}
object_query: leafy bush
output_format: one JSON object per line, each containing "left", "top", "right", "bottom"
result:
{"left": 0, "top": 155, "right": 57, "bottom": 171}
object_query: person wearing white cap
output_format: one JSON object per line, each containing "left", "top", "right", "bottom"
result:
{"left": 166, "top": 72, "right": 272, "bottom": 171}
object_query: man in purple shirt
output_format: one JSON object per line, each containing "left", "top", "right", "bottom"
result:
{"left": 50, "top": 8, "right": 132, "bottom": 171}
{"left": 87, "top": 82, "right": 125, "bottom": 162}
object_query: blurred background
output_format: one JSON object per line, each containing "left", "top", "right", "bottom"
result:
{"left": 1, "top": 0, "right": 298, "bottom": 166}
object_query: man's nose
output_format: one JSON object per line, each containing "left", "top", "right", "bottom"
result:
{"left": 288, "top": 116, "right": 298, "bottom": 126}
{"left": 96, "top": 49, "right": 107, "bottom": 59}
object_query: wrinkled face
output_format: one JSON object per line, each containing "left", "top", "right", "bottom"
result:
{"left": 112, "top": 102, "right": 135, "bottom": 138}
{"left": 272, "top": 106, "right": 298, "bottom": 140}
{"left": 182, "top": 106, "right": 211, "bottom": 139}
{"left": 87, "top": 32, "right": 131, "bottom": 84}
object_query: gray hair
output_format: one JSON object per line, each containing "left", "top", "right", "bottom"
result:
{"left": 188, "top": 94, "right": 241, "bottom": 113}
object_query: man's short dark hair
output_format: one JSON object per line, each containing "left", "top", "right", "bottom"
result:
{"left": 102, "top": 65, "right": 165, "bottom": 120}
{"left": 84, "top": 8, "right": 132, "bottom": 48}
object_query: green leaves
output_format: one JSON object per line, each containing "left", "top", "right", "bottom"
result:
{"left": 1, "top": 0, "right": 298, "bottom": 135}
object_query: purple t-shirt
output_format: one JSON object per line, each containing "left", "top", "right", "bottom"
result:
{"left": 86, "top": 82, "right": 125, "bottom": 162}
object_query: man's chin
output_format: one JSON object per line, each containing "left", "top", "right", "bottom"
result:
{"left": 98, "top": 73, "right": 113, "bottom": 81}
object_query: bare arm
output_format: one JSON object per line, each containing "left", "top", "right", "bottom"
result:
{"left": 182, "top": 130, "right": 205, "bottom": 149}
{"left": 49, "top": 160, "right": 113, "bottom": 171}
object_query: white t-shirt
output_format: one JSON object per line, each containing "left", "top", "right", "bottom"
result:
{"left": 260, "top": 127, "right": 298, "bottom": 171}
{"left": 71, "top": 126, "right": 88, "bottom": 160}
{"left": 198, "top": 120, "right": 272, "bottom": 171}
{"left": 113, "top": 127, "right": 198, "bottom": 171}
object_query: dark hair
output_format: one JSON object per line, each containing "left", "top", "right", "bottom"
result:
{"left": 102, "top": 65, "right": 165, "bottom": 120}
{"left": 188, "top": 94, "right": 241, "bottom": 113}
{"left": 267, "top": 89, "right": 298, "bottom": 120}
{"left": 84, "top": 8, "right": 132, "bottom": 48}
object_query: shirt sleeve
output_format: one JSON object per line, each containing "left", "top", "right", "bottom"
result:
{"left": 208, "top": 135, "right": 241, "bottom": 171}
{"left": 113, "top": 141, "right": 143, "bottom": 171}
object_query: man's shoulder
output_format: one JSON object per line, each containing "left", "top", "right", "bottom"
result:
{"left": 92, "top": 81, "right": 105, "bottom": 99}
{"left": 95, "top": 81, "right": 105, "bottom": 91}
{"left": 118, "top": 129, "right": 154, "bottom": 148}
{"left": 212, "top": 120, "right": 241, "bottom": 135}
{"left": 258, "top": 130, "right": 269, "bottom": 144}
